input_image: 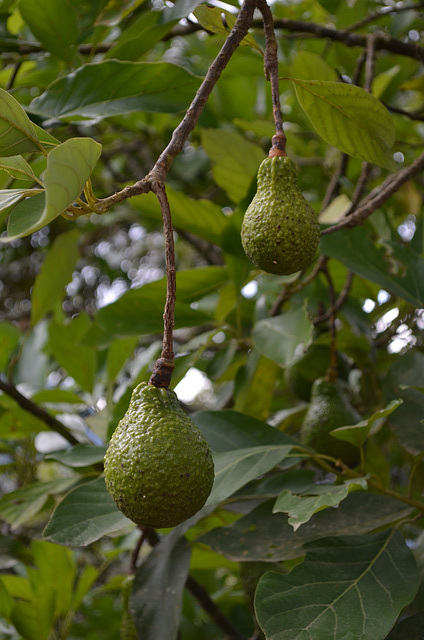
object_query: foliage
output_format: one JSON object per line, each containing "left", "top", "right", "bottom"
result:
{"left": 0, "top": 1, "right": 423, "bottom": 639}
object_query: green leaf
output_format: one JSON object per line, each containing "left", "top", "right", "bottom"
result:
{"left": 321, "top": 227, "right": 424, "bottom": 308}
{"left": 11, "top": 587, "right": 55, "bottom": 640}
{"left": 201, "top": 129, "right": 266, "bottom": 203}
{"left": 19, "top": 0, "right": 78, "bottom": 61}
{"left": 255, "top": 530, "right": 419, "bottom": 640}
{"left": 0, "top": 155, "right": 37, "bottom": 181}
{"left": 31, "top": 229, "right": 80, "bottom": 325}
{"left": 105, "top": 10, "right": 176, "bottom": 61}
{"left": 135, "top": 186, "right": 228, "bottom": 246}
{"left": 200, "top": 494, "right": 413, "bottom": 562}
{"left": 28, "top": 540, "right": 76, "bottom": 616}
{"left": 332, "top": 399, "right": 403, "bottom": 447}
{"left": 273, "top": 478, "right": 368, "bottom": 531}
{"left": 131, "top": 530, "right": 191, "bottom": 640}
{"left": 48, "top": 317, "right": 97, "bottom": 392}
{"left": 0, "top": 479, "right": 77, "bottom": 529}
{"left": 207, "top": 445, "right": 294, "bottom": 506}
{"left": 194, "top": 410, "right": 299, "bottom": 452}
{"left": 96, "top": 266, "right": 228, "bottom": 336}
{"left": 0, "top": 322, "right": 20, "bottom": 372}
{"left": 0, "top": 88, "right": 43, "bottom": 156}
{"left": 290, "top": 51, "right": 338, "bottom": 82}
{"left": 252, "top": 305, "right": 314, "bottom": 367}
{"left": 46, "top": 444, "right": 107, "bottom": 468}
{"left": 43, "top": 476, "right": 131, "bottom": 547}
{"left": 30, "top": 61, "right": 202, "bottom": 120}
{"left": 106, "top": 336, "right": 138, "bottom": 382}
{"left": 3, "top": 137, "right": 101, "bottom": 241}
{"left": 290, "top": 79, "right": 396, "bottom": 169}
{"left": 0, "top": 188, "right": 33, "bottom": 211}
{"left": 193, "top": 5, "right": 261, "bottom": 51}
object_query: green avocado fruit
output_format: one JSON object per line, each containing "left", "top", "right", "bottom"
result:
{"left": 241, "top": 156, "right": 320, "bottom": 275}
{"left": 301, "top": 377, "right": 361, "bottom": 466}
{"left": 104, "top": 382, "right": 214, "bottom": 529}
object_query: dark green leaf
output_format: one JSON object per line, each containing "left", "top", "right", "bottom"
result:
{"left": 321, "top": 227, "right": 424, "bottom": 307}
{"left": 0, "top": 322, "right": 20, "bottom": 372}
{"left": 43, "top": 476, "right": 131, "bottom": 546}
{"left": 131, "top": 531, "right": 191, "bottom": 640}
{"left": 46, "top": 444, "right": 107, "bottom": 468}
{"left": 20, "top": 0, "right": 78, "bottom": 61}
{"left": 200, "top": 494, "right": 412, "bottom": 562}
{"left": 30, "top": 61, "right": 201, "bottom": 120}
{"left": 48, "top": 318, "right": 97, "bottom": 392}
{"left": 95, "top": 267, "right": 228, "bottom": 336}
{"left": 207, "top": 445, "right": 294, "bottom": 506}
{"left": 255, "top": 530, "right": 419, "bottom": 640}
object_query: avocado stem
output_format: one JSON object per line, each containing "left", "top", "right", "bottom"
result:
{"left": 149, "top": 181, "right": 176, "bottom": 389}
{"left": 257, "top": 0, "right": 287, "bottom": 157}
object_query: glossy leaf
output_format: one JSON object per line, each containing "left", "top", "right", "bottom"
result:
{"left": 30, "top": 61, "right": 202, "bottom": 120}
{"left": 31, "top": 229, "right": 80, "bottom": 325}
{"left": 96, "top": 266, "right": 228, "bottom": 336}
{"left": 291, "top": 79, "right": 396, "bottom": 169}
{"left": 207, "top": 445, "right": 294, "bottom": 506}
{"left": 200, "top": 494, "right": 413, "bottom": 562}
{"left": 332, "top": 399, "right": 403, "bottom": 447}
{"left": 0, "top": 88, "right": 43, "bottom": 156}
{"left": 105, "top": 10, "right": 176, "bottom": 61}
{"left": 46, "top": 445, "right": 107, "bottom": 468}
{"left": 321, "top": 227, "right": 424, "bottom": 307}
{"left": 43, "top": 476, "right": 131, "bottom": 547}
{"left": 3, "top": 138, "right": 101, "bottom": 241}
{"left": 131, "top": 530, "right": 191, "bottom": 640}
{"left": 252, "top": 305, "right": 314, "bottom": 367}
{"left": 0, "top": 155, "right": 37, "bottom": 181}
{"left": 273, "top": 478, "right": 368, "bottom": 531}
{"left": 19, "top": 0, "right": 78, "bottom": 61}
{"left": 255, "top": 530, "right": 419, "bottom": 640}
{"left": 0, "top": 188, "right": 33, "bottom": 211}
{"left": 201, "top": 129, "right": 266, "bottom": 203}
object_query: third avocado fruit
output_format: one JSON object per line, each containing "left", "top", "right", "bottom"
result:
{"left": 301, "top": 377, "right": 361, "bottom": 466}
{"left": 241, "top": 156, "right": 320, "bottom": 275}
{"left": 104, "top": 382, "right": 214, "bottom": 529}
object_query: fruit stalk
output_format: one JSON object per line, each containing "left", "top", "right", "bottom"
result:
{"left": 149, "top": 181, "right": 176, "bottom": 389}
{"left": 257, "top": 0, "right": 286, "bottom": 157}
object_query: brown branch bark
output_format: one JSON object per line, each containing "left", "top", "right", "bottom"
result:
{"left": 95, "top": 0, "right": 258, "bottom": 214}
{"left": 148, "top": 182, "right": 176, "bottom": 389}
{"left": 321, "top": 150, "right": 424, "bottom": 236}
{"left": 0, "top": 379, "right": 79, "bottom": 445}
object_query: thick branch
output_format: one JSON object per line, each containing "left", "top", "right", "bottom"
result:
{"left": 321, "top": 151, "right": 424, "bottom": 236}
{"left": 0, "top": 379, "right": 79, "bottom": 445}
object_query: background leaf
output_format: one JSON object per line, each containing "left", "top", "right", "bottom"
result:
{"left": 0, "top": 88, "right": 43, "bottom": 156}
{"left": 43, "top": 476, "right": 131, "bottom": 547}
{"left": 19, "top": 0, "right": 78, "bottom": 61}
{"left": 291, "top": 79, "right": 396, "bottom": 169}
{"left": 30, "top": 61, "right": 202, "bottom": 120}
{"left": 31, "top": 229, "right": 80, "bottom": 325}
{"left": 255, "top": 530, "right": 419, "bottom": 640}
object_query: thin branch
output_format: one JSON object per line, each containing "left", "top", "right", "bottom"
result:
{"left": 314, "top": 270, "right": 354, "bottom": 325}
{"left": 385, "top": 103, "right": 424, "bottom": 123}
{"left": 269, "top": 18, "right": 424, "bottom": 63}
{"left": 186, "top": 575, "right": 247, "bottom": 640}
{"left": 321, "top": 154, "right": 349, "bottom": 211}
{"left": 0, "top": 379, "right": 79, "bottom": 445}
{"left": 269, "top": 255, "right": 327, "bottom": 317}
{"left": 148, "top": 182, "right": 176, "bottom": 389}
{"left": 345, "top": 2, "right": 424, "bottom": 32}
{"left": 321, "top": 267, "right": 338, "bottom": 383}
{"left": 256, "top": 0, "right": 286, "bottom": 155}
{"left": 130, "top": 527, "right": 147, "bottom": 574}
{"left": 321, "top": 151, "right": 424, "bottom": 236}
{"left": 95, "top": 0, "right": 258, "bottom": 213}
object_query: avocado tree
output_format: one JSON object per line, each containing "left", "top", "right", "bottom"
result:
{"left": 0, "top": 1, "right": 424, "bottom": 638}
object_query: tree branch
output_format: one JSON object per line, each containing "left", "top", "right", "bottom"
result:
{"left": 0, "top": 379, "right": 79, "bottom": 445}
{"left": 321, "top": 151, "right": 424, "bottom": 236}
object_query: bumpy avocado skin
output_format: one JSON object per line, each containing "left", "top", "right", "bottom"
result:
{"left": 104, "top": 382, "right": 214, "bottom": 529}
{"left": 241, "top": 156, "right": 320, "bottom": 275}
{"left": 301, "top": 378, "right": 361, "bottom": 466}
